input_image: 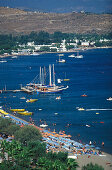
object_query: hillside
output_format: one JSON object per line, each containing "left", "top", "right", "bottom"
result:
{"left": 0, "top": 7, "right": 112, "bottom": 35}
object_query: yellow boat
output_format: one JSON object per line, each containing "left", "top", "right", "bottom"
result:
{"left": 64, "top": 79, "right": 70, "bottom": 81}
{"left": 17, "top": 111, "right": 32, "bottom": 115}
{"left": 78, "top": 108, "right": 85, "bottom": 111}
{"left": 10, "top": 109, "right": 25, "bottom": 112}
{"left": 26, "top": 99, "right": 38, "bottom": 103}
{"left": 0, "top": 109, "right": 9, "bottom": 115}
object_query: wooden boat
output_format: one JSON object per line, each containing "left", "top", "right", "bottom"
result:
{"left": 17, "top": 111, "right": 32, "bottom": 115}
{"left": 25, "top": 64, "right": 69, "bottom": 94}
{"left": 10, "top": 109, "right": 25, "bottom": 112}
{"left": 26, "top": 99, "right": 38, "bottom": 103}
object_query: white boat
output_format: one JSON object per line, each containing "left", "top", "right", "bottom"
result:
{"left": 40, "top": 124, "right": 48, "bottom": 128}
{"left": 0, "top": 60, "right": 7, "bottom": 63}
{"left": 20, "top": 97, "right": 26, "bottom": 99}
{"left": 68, "top": 52, "right": 83, "bottom": 58}
{"left": 12, "top": 56, "right": 18, "bottom": 59}
{"left": 75, "top": 51, "right": 83, "bottom": 58}
{"left": 77, "top": 107, "right": 85, "bottom": 111}
{"left": 68, "top": 54, "right": 76, "bottom": 58}
{"left": 31, "top": 52, "right": 40, "bottom": 56}
{"left": 107, "top": 97, "right": 112, "bottom": 101}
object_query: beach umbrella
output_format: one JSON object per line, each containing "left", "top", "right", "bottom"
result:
{"left": 90, "top": 145, "right": 95, "bottom": 148}
{"left": 85, "top": 144, "right": 90, "bottom": 147}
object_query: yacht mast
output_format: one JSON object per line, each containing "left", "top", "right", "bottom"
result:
{"left": 49, "top": 64, "right": 52, "bottom": 86}
{"left": 53, "top": 64, "right": 55, "bottom": 86}
{"left": 40, "top": 67, "right": 42, "bottom": 85}
{"left": 42, "top": 68, "right": 44, "bottom": 85}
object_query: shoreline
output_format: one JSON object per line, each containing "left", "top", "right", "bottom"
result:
{"left": 0, "top": 46, "right": 112, "bottom": 58}
{"left": 0, "top": 109, "right": 112, "bottom": 169}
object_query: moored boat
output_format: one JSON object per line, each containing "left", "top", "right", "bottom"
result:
{"left": 26, "top": 99, "right": 38, "bottom": 103}
{"left": 17, "top": 111, "right": 32, "bottom": 115}
{"left": 0, "top": 109, "right": 9, "bottom": 115}
{"left": 107, "top": 97, "right": 112, "bottom": 101}
{"left": 68, "top": 54, "right": 76, "bottom": 58}
{"left": 24, "top": 64, "right": 69, "bottom": 94}
{"left": 10, "top": 109, "right": 25, "bottom": 112}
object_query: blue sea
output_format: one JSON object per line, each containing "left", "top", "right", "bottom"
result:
{"left": 0, "top": 48, "right": 112, "bottom": 154}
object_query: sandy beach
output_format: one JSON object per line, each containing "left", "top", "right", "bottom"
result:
{"left": 76, "top": 153, "right": 112, "bottom": 170}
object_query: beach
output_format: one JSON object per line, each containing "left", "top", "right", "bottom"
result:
{"left": 0, "top": 109, "right": 112, "bottom": 169}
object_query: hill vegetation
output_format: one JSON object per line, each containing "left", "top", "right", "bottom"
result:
{"left": 0, "top": 7, "right": 112, "bottom": 35}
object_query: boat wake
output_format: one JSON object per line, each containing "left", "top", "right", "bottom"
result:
{"left": 86, "top": 109, "right": 112, "bottom": 111}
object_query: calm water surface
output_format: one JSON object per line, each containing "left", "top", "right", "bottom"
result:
{"left": 0, "top": 48, "right": 112, "bottom": 154}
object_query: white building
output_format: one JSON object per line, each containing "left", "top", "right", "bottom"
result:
{"left": 81, "top": 42, "right": 89, "bottom": 46}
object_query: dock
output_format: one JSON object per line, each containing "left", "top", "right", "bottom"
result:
{"left": 21, "top": 87, "right": 33, "bottom": 93}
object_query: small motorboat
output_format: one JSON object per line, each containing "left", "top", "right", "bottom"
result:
{"left": 77, "top": 107, "right": 85, "bottom": 111}
{"left": 56, "top": 96, "right": 61, "bottom": 100}
{"left": 86, "top": 124, "right": 91, "bottom": 127}
{"left": 68, "top": 54, "right": 76, "bottom": 58}
{"left": 20, "top": 97, "right": 26, "bottom": 99}
{"left": 54, "top": 112, "right": 58, "bottom": 115}
{"left": 12, "top": 56, "right": 18, "bottom": 59}
{"left": 107, "top": 97, "right": 112, "bottom": 101}
{"left": 81, "top": 94, "right": 87, "bottom": 97}
{"left": 63, "top": 79, "right": 70, "bottom": 81}
{"left": 38, "top": 108, "right": 42, "bottom": 111}
{"left": 40, "top": 124, "right": 48, "bottom": 128}
{"left": 26, "top": 99, "right": 38, "bottom": 103}
{"left": 0, "top": 60, "right": 7, "bottom": 63}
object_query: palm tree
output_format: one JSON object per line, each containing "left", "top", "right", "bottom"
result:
{"left": 28, "top": 140, "right": 46, "bottom": 166}
{"left": 67, "top": 158, "right": 78, "bottom": 170}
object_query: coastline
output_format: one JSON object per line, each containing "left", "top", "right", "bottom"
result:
{"left": 0, "top": 110, "right": 112, "bottom": 169}
{"left": 0, "top": 46, "right": 112, "bottom": 59}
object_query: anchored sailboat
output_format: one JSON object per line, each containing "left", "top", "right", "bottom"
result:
{"left": 22, "top": 64, "right": 69, "bottom": 93}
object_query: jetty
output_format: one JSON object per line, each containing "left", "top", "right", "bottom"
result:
{"left": 21, "top": 87, "right": 34, "bottom": 93}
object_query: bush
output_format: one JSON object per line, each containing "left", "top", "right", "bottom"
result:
{"left": 82, "top": 162, "right": 104, "bottom": 170}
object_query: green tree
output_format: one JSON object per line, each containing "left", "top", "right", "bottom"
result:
{"left": 51, "top": 48, "right": 57, "bottom": 52}
{"left": 0, "top": 117, "right": 12, "bottom": 133}
{"left": 28, "top": 140, "right": 46, "bottom": 165}
{"left": 14, "top": 125, "right": 42, "bottom": 145}
{"left": 3, "top": 124, "right": 20, "bottom": 136}
{"left": 39, "top": 46, "right": 50, "bottom": 52}
{"left": 67, "top": 158, "right": 79, "bottom": 170}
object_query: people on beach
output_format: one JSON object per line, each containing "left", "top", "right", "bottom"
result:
{"left": 102, "top": 141, "right": 104, "bottom": 147}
